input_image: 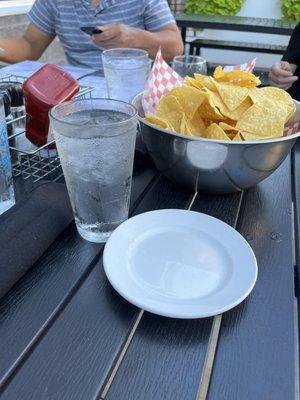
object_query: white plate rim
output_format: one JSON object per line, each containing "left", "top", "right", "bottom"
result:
{"left": 103, "top": 209, "right": 258, "bottom": 319}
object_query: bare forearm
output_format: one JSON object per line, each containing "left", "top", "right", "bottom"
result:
{"left": 132, "top": 28, "right": 183, "bottom": 60}
{"left": 0, "top": 24, "right": 55, "bottom": 64}
{"left": 0, "top": 37, "right": 35, "bottom": 63}
{"left": 95, "top": 23, "right": 183, "bottom": 60}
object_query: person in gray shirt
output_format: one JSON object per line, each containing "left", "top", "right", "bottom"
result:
{"left": 0, "top": 0, "right": 183, "bottom": 69}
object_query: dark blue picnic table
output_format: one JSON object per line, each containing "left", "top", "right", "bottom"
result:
{"left": 0, "top": 62, "right": 298, "bottom": 400}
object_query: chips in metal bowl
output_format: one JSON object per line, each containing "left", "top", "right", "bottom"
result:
{"left": 133, "top": 70, "right": 300, "bottom": 193}
{"left": 145, "top": 68, "right": 296, "bottom": 142}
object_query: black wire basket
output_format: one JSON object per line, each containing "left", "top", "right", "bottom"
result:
{"left": 1, "top": 74, "right": 94, "bottom": 183}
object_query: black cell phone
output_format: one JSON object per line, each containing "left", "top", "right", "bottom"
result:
{"left": 80, "top": 26, "right": 103, "bottom": 35}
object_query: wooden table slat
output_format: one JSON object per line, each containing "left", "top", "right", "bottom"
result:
{"left": 208, "top": 157, "right": 295, "bottom": 400}
{"left": 105, "top": 191, "right": 242, "bottom": 400}
{"left": 0, "top": 175, "right": 194, "bottom": 400}
{"left": 0, "top": 168, "right": 156, "bottom": 391}
{"left": 0, "top": 224, "right": 101, "bottom": 388}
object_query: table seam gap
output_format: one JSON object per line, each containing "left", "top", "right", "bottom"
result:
{"left": 98, "top": 309, "right": 144, "bottom": 399}
{"left": 0, "top": 248, "right": 103, "bottom": 393}
{"left": 195, "top": 191, "right": 244, "bottom": 399}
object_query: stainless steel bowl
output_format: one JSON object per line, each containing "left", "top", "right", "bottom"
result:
{"left": 133, "top": 93, "right": 300, "bottom": 194}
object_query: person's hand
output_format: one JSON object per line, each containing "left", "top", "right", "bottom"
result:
{"left": 92, "top": 24, "right": 137, "bottom": 49}
{"left": 269, "top": 61, "right": 298, "bottom": 90}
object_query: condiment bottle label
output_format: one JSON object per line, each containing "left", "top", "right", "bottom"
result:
{"left": 0, "top": 104, "right": 13, "bottom": 180}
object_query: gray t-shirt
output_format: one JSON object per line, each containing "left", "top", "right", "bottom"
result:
{"left": 28, "top": 0, "right": 175, "bottom": 69}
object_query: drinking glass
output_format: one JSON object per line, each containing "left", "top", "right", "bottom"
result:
{"left": 102, "top": 48, "right": 150, "bottom": 102}
{"left": 172, "top": 55, "right": 207, "bottom": 77}
{"left": 50, "top": 98, "right": 137, "bottom": 243}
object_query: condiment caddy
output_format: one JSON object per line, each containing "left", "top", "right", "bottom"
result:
{"left": 1, "top": 73, "right": 94, "bottom": 183}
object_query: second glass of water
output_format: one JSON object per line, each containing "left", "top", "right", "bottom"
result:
{"left": 50, "top": 99, "right": 137, "bottom": 243}
{"left": 102, "top": 48, "right": 150, "bottom": 102}
{"left": 172, "top": 55, "right": 207, "bottom": 77}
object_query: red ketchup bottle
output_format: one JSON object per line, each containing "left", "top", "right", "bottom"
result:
{"left": 23, "top": 64, "right": 80, "bottom": 147}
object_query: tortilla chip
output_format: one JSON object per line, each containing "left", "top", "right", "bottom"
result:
{"left": 156, "top": 95, "right": 185, "bottom": 132}
{"left": 210, "top": 90, "right": 252, "bottom": 121}
{"left": 249, "top": 86, "right": 291, "bottom": 104}
{"left": 219, "top": 122, "right": 239, "bottom": 131}
{"left": 179, "top": 115, "right": 192, "bottom": 136}
{"left": 156, "top": 95, "right": 183, "bottom": 115}
{"left": 223, "top": 97, "right": 253, "bottom": 121}
{"left": 241, "top": 132, "right": 269, "bottom": 141}
{"left": 204, "top": 123, "right": 230, "bottom": 140}
{"left": 198, "top": 94, "right": 225, "bottom": 121}
{"left": 232, "top": 132, "right": 244, "bottom": 141}
{"left": 219, "top": 122, "right": 239, "bottom": 139}
{"left": 213, "top": 66, "right": 261, "bottom": 88}
{"left": 186, "top": 111, "right": 206, "bottom": 137}
{"left": 249, "top": 86, "right": 296, "bottom": 122}
{"left": 169, "top": 86, "right": 206, "bottom": 118}
{"left": 215, "top": 82, "right": 249, "bottom": 111}
{"left": 184, "top": 76, "right": 204, "bottom": 90}
{"left": 164, "top": 111, "right": 185, "bottom": 133}
{"left": 145, "top": 114, "right": 172, "bottom": 130}
{"left": 194, "top": 74, "right": 217, "bottom": 92}
{"left": 236, "top": 98, "right": 287, "bottom": 137}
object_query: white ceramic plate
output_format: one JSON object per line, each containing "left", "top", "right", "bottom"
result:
{"left": 103, "top": 209, "right": 257, "bottom": 319}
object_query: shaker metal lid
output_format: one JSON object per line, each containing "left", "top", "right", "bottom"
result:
{"left": 0, "top": 82, "right": 24, "bottom": 108}
{"left": 0, "top": 90, "right": 11, "bottom": 117}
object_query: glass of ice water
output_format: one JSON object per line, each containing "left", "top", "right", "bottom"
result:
{"left": 102, "top": 48, "right": 150, "bottom": 102}
{"left": 172, "top": 55, "right": 207, "bottom": 77}
{"left": 50, "top": 98, "right": 137, "bottom": 243}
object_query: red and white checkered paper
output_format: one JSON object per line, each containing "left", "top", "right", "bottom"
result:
{"left": 223, "top": 58, "right": 257, "bottom": 73}
{"left": 142, "top": 49, "right": 183, "bottom": 115}
{"left": 283, "top": 121, "right": 300, "bottom": 136}
{"left": 142, "top": 51, "right": 299, "bottom": 136}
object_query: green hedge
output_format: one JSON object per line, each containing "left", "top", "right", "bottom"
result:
{"left": 281, "top": 0, "right": 300, "bottom": 20}
{"left": 185, "top": 0, "right": 245, "bottom": 16}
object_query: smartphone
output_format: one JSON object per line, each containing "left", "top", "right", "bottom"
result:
{"left": 80, "top": 26, "right": 103, "bottom": 35}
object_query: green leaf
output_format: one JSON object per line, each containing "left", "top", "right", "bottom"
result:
{"left": 185, "top": 0, "right": 245, "bottom": 16}
{"left": 281, "top": 0, "right": 300, "bottom": 20}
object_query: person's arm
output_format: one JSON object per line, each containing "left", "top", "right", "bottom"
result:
{"left": 268, "top": 23, "right": 300, "bottom": 90}
{"left": 282, "top": 23, "right": 300, "bottom": 66}
{"left": 0, "top": 23, "right": 54, "bottom": 64}
{"left": 93, "top": 23, "right": 183, "bottom": 60}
